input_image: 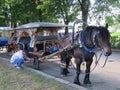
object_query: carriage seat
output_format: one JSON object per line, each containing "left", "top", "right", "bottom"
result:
{"left": 36, "top": 35, "right": 58, "bottom": 41}
{"left": 19, "top": 37, "right": 31, "bottom": 45}
{"left": 27, "top": 35, "right": 59, "bottom": 58}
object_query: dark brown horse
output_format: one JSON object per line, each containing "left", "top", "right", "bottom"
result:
{"left": 60, "top": 24, "right": 112, "bottom": 86}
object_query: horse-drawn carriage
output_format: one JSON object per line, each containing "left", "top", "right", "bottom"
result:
{"left": 0, "top": 27, "right": 13, "bottom": 50}
{"left": 9, "top": 22, "right": 69, "bottom": 69}
{"left": 9, "top": 20, "right": 112, "bottom": 86}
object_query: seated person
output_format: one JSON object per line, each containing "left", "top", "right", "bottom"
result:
{"left": 28, "top": 42, "right": 59, "bottom": 57}
{"left": 10, "top": 44, "right": 33, "bottom": 69}
{"left": 46, "top": 44, "right": 59, "bottom": 53}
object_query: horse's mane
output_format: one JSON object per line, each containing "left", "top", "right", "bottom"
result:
{"left": 82, "top": 26, "right": 110, "bottom": 47}
{"left": 98, "top": 26, "right": 110, "bottom": 40}
{"left": 84, "top": 26, "right": 110, "bottom": 40}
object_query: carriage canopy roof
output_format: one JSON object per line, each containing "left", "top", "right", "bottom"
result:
{"left": 15, "top": 22, "right": 69, "bottom": 30}
{"left": 0, "top": 27, "right": 12, "bottom": 31}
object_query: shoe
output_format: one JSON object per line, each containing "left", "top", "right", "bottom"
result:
{"left": 14, "top": 64, "right": 17, "bottom": 67}
{"left": 16, "top": 67, "right": 21, "bottom": 69}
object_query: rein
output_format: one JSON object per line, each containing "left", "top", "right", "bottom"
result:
{"left": 78, "top": 30, "right": 109, "bottom": 73}
{"left": 87, "top": 50, "right": 109, "bottom": 74}
{"left": 70, "top": 49, "right": 109, "bottom": 74}
{"left": 95, "top": 50, "right": 109, "bottom": 68}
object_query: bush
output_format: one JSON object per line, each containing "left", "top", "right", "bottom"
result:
{"left": 110, "top": 32, "right": 120, "bottom": 49}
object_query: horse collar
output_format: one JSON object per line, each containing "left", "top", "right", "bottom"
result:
{"left": 79, "top": 30, "right": 96, "bottom": 53}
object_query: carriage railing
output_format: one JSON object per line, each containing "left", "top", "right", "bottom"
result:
{"left": 33, "top": 32, "right": 81, "bottom": 62}
{"left": 18, "top": 33, "right": 72, "bottom": 64}
{"left": 72, "top": 20, "right": 88, "bottom": 44}
{"left": 14, "top": 35, "right": 60, "bottom": 59}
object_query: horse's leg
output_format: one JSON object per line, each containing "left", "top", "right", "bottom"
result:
{"left": 66, "top": 56, "right": 71, "bottom": 73}
{"left": 84, "top": 58, "right": 93, "bottom": 85}
{"left": 60, "top": 51, "right": 68, "bottom": 76}
{"left": 74, "top": 58, "right": 82, "bottom": 85}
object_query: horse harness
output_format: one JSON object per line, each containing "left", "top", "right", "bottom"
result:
{"left": 74, "top": 30, "right": 109, "bottom": 70}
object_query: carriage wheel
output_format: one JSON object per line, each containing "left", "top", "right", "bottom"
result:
{"left": 5, "top": 45, "right": 9, "bottom": 52}
{"left": 33, "top": 56, "right": 40, "bottom": 70}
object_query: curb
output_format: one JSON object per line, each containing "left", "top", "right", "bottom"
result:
{"left": 112, "top": 49, "right": 120, "bottom": 52}
{"left": 0, "top": 57, "right": 89, "bottom": 90}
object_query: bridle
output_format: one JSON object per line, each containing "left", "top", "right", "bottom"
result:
{"left": 92, "top": 30, "right": 109, "bottom": 68}
{"left": 79, "top": 29, "right": 109, "bottom": 71}
{"left": 94, "top": 49, "right": 109, "bottom": 68}
{"left": 70, "top": 20, "right": 110, "bottom": 73}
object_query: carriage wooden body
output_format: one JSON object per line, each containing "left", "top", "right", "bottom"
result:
{"left": 13, "top": 20, "right": 112, "bottom": 86}
{"left": 13, "top": 22, "right": 69, "bottom": 69}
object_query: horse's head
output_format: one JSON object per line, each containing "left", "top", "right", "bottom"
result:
{"left": 96, "top": 24, "right": 112, "bottom": 56}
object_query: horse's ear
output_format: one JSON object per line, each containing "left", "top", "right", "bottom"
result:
{"left": 105, "top": 23, "right": 108, "bottom": 29}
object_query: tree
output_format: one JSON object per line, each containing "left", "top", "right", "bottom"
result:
{"left": 0, "top": 0, "right": 10, "bottom": 26}
{"left": 91, "top": 0, "right": 120, "bottom": 25}
{"left": 1, "top": 0, "right": 120, "bottom": 29}
{"left": 74, "top": 0, "right": 120, "bottom": 28}
{"left": 77, "top": 0, "right": 90, "bottom": 28}
{"left": 37, "top": 0, "right": 79, "bottom": 34}
{"left": 0, "top": 0, "right": 42, "bottom": 27}
{"left": 10, "top": 0, "right": 43, "bottom": 27}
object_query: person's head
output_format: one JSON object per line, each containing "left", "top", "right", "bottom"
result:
{"left": 14, "top": 44, "right": 20, "bottom": 51}
{"left": 22, "top": 31, "right": 29, "bottom": 37}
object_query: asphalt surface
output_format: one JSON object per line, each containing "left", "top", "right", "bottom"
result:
{"left": 0, "top": 49, "right": 120, "bottom": 90}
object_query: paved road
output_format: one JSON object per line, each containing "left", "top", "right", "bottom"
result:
{"left": 0, "top": 50, "right": 120, "bottom": 90}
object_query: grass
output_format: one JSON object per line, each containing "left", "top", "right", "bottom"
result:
{"left": 111, "top": 32, "right": 120, "bottom": 37}
{"left": 0, "top": 60, "right": 70, "bottom": 90}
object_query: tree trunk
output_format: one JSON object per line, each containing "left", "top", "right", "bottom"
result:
{"left": 81, "top": 0, "right": 90, "bottom": 29}
{"left": 78, "top": 0, "right": 90, "bottom": 29}
{"left": 64, "top": 20, "right": 69, "bottom": 35}
{"left": 82, "top": 9, "right": 88, "bottom": 29}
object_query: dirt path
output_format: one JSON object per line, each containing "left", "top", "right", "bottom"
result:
{"left": 0, "top": 50, "right": 120, "bottom": 90}
{"left": 88, "top": 60, "right": 120, "bottom": 90}
{"left": 38, "top": 52, "right": 120, "bottom": 90}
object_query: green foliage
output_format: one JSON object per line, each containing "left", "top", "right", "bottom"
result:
{"left": 92, "top": 0, "right": 120, "bottom": 25}
{"left": 0, "top": 0, "right": 120, "bottom": 28}
{"left": 37, "top": 0, "right": 78, "bottom": 23}
{"left": 0, "top": 15, "right": 5, "bottom": 19}
{"left": 111, "top": 32, "right": 120, "bottom": 37}
{"left": 105, "top": 14, "right": 120, "bottom": 26}
{"left": 0, "top": 0, "right": 42, "bottom": 27}
{"left": 110, "top": 32, "right": 120, "bottom": 49}
{"left": 116, "top": 14, "right": 120, "bottom": 23}
{"left": 105, "top": 16, "right": 114, "bottom": 26}
{"left": 36, "top": 0, "right": 79, "bottom": 34}
{"left": 10, "top": 0, "right": 41, "bottom": 25}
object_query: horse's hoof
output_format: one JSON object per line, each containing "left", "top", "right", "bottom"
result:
{"left": 66, "top": 70, "right": 70, "bottom": 73}
{"left": 60, "top": 74, "right": 66, "bottom": 77}
{"left": 74, "top": 81, "right": 81, "bottom": 85}
{"left": 84, "top": 81, "right": 92, "bottom": 87}
{"left": 84, "top": 79, "right": 91, "bottom": 85}
{"left": 84, "top": 83, "right": 92, "bottom": 87}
